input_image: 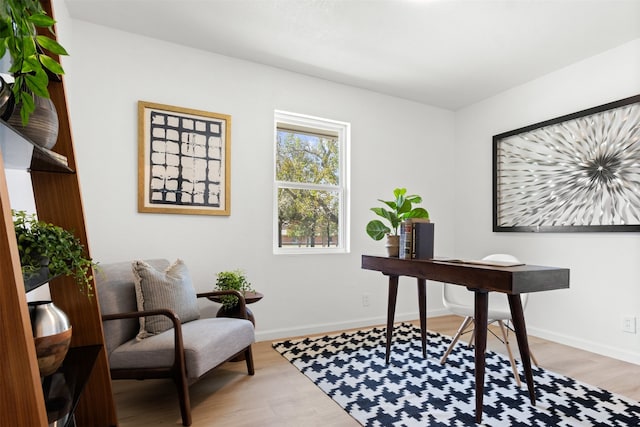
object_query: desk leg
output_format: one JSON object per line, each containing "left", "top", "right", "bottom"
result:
{"left": 474, "top": 290, "right": 488, "bottom": 424}
{"left": 417, "top": 278, "right": 427, "bottom": 358}
{"left": 385, "top": 275, "right": 399, "bottom": 365}
{"left": 508, "top": 294, "right": 536, "bottom": 405}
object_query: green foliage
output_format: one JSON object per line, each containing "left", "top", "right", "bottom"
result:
{"left": 214, "top": 269, "right": 254, "bottom": 310}
{"left": 366, "top": 188, "right": 430, "bottom": 240}
{"left": 276, "top": 130, "right": 340, "bottom": 247}
{"left": 13, "top": 210, "right": 96, "bottom": 295}
{"left": 0, "top": 0, "right": 69, "bottom": 125}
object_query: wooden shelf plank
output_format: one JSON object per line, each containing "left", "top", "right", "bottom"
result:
{"left": 0, "top": 151, "right": 48, "bottom": 426}
{"left": 0, "top": 1, "right": 119, "bottom": 425}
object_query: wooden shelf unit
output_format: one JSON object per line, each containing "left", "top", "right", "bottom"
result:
{"left": 0, "top": 1, "right": 118, "bottom": 425}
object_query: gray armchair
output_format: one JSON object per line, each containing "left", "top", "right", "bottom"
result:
{"left": 96, "top": 259, "right": 255, "bottom": 426}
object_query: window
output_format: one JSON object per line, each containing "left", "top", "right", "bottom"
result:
{"left": 274, "top": 110, "right": 350, "bottom": 254}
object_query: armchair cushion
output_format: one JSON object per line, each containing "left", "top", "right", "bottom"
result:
{"left": 108, "top": 317, "right": 254, "bottom": 379}
{"left": 132, "top": 259, "right": 200, "bottom": 339}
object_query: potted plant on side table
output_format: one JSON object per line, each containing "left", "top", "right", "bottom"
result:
{"left": 366, "top": 187, "right": 430, "bottom": 257}
{"left": 212, "top": 269, "right": 262, "bottom": 325}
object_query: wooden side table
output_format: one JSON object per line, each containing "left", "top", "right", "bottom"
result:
{"left": 207, "top": 291, "right": 264, "bottom": 326}
{"left": 207, "top": 291, "right": 263, "bottom": 362}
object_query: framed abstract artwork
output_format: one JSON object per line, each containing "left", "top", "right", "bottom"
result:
{"left": 138, "top": 101, "right": 231, "bottom": 215}
{"left": 493, "top": 94, "right": 640, "bottom": 232}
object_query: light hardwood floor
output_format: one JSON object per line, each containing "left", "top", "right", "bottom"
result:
{"left": 111, "top": 315, "right": 640, "bottom": 426}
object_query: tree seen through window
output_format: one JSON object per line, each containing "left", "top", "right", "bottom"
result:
{"left": 276, "top": 129, "right": 340, "bottom": 248}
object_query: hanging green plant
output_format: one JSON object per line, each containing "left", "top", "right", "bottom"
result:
{"left": 0, "top": 0, "right": 69, "bottom": 125}
{"left": 13, "top": 210, "right": 97, "bottom": 295}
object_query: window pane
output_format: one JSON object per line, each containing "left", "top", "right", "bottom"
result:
{"left": 277, "top": 188, "right": 340, "bottom": 248}
{"left": 276, "top": 130, "right": 339, "bottom": 185}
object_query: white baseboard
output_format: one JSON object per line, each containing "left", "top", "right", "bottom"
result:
{"left": 256, "top": 308, "right": 450, "bottom": 342}
{"left": 257, "top": 310, "right": 640, "bottom": 366}
{"left": 527, "top": 325, "right": 640, "bottom": 366}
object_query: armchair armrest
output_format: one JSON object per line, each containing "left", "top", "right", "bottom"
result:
{"left": 197, "top": 290, "right": 249, "bottom": 320}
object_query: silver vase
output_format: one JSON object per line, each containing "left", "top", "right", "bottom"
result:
{"left": 28, "top": 301, "right": 72, "bottom": 377}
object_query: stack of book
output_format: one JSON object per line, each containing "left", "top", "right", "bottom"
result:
{"left": 399, "top": 219, "right": 434, "bottom": 260}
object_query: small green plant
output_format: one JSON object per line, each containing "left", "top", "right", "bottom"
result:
{"left": 13, "top": 210, "right": 96, "bottom": 295}
{"left": 214, "top": 269, "right": 254, "bottom": 310}
{"left": 0, "top": 0, "right": 69, "bottom": 125}
{"left": 366, "top": 187, "right": 429, "bottom": 240}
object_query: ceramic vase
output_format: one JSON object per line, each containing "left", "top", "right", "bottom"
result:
{"left": 28, "top": 301, "right": 72, "bottom": 377}
{"left": 5, "top": 93, "right": 59, "bottom": 149}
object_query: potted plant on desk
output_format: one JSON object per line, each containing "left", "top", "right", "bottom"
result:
{"left": 366, "top": 187, "right": 429, "bottom": 257}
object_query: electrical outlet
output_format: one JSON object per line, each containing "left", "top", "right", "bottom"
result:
{"left": 362, "top": 293, "right": 371, "bottom": 307}
{"left": 622, "top": 316, "right": 636, "bottom": 334}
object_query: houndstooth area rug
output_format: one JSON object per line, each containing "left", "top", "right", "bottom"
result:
{"left": 272, "top": 323, "right": 640, "bottom": 426}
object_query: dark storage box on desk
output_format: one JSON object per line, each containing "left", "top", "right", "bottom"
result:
{"left": 400, "top": 220, "right": 434, "bottom": 260}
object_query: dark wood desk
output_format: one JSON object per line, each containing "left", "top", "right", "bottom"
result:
{"left": 361, "top": 255, "right": 570, "bottom": 423}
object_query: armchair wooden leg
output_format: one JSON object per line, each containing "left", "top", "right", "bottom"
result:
{"left": 245, "top": 345, "right": 255, "bottom": 375}
{"left": 174, "top": 373, "right": 192, "bottom": 426}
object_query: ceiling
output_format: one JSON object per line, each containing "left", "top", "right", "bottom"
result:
{"left": 65, "top": 0, "right": 640, "bottom": 110}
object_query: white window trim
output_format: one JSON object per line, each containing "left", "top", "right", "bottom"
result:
{"left": 273, "top": 110, "right": 350, "bottom": 255}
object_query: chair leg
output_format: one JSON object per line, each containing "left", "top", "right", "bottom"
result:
{"left": 245, "top": 345, "right": 255, "bottom": 375}
{"left": 440, "top": 316, "right": 473, "bottom": 364}
{"left": 530, "top": 349, "right": 539, "bottom": 367}
{"left": 497, "top": 320, "right": 522, "bottom": 387}
{"left": 174, "top": 372, "right": 192, "bottom": 426}
{"left": 504, "top": 320, "right": 539, "bottom": 367}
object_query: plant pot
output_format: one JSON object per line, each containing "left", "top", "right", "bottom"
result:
{"left": 5, "top": 94, "right": 59, "bottom": 149}
{"left": 0, "top": 75, "right": 12, "bottom": 117}
{"left": 28, "top": 301, "right": 72, "bottom": 377}
{"left": 385, "top": 235, "right": 400, "bottom": 257}
{"left": 23, "top": 256, "right": 51, "bottom": 292}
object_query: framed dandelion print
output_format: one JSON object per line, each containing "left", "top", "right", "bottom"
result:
{"left": 493, "top": 94, "right": 640, "bottom": 232}
{"left": 138, "top": 101, "right": 231, "bottom": 215}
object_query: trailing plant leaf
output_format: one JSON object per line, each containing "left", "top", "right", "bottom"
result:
{"left": 39, "top": 54, "right": 64, "bottom": 75}
{"left": 36, "top": 35, "right": 68, "bottom": 56}
{"left": 28, "top": 12, "right": 55, "bottom": 27}
{"left": 25, "top": 69, "right": 50, "bottom": 97}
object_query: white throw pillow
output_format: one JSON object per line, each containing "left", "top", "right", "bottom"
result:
{"left": 132, "top": 259, "right": 200, "bottom": 340}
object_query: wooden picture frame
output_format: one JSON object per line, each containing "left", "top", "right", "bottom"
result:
{"left": 493, "top": 94, "right": 640, "bottom": 232}
{"left": 138, "top": 101, "right": 231, "bottom": 216}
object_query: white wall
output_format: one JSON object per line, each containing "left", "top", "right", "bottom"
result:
{"left": 454, "top": 39, "right": 640, "bottom": 364}
{"left": 16, "top": 4, "right": 637, "bottom": 363}
{"left": 63, "top": 20, "right": 456, "bottom": 340}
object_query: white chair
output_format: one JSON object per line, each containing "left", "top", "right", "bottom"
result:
{"left": 439, "top": 253, "right": 538, "bottom": 387}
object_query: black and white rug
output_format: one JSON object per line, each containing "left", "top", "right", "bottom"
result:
{"left": 272, "top": 323, "right": 640, "bottom": 426}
